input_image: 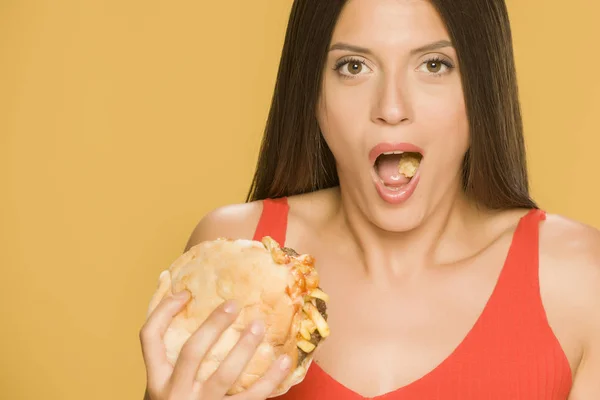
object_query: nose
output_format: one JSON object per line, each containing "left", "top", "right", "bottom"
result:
{"left": 371, "top": 74, "right": 412, "bottom": 126}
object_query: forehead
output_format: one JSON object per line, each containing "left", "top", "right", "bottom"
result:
{"left": 331, "top": 0, "right": 450, "bottom": 48}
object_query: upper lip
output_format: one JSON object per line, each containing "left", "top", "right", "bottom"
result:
{"left": 368, "top": 142, "right": 425, "bottom": 165}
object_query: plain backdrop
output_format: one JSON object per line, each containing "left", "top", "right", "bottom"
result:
{"left": 1, "top": 1, "right": 599, "bottom": 399}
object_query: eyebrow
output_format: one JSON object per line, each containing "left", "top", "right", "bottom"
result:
{"left": 328, "top": 39, "right": 453, "bottom": 56}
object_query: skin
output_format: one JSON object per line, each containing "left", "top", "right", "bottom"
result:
{"left": 141, "top": 0, "right": 600, "bottom": 398}
{"left": 140, "top": 293, "right": 294, "bottom": 400}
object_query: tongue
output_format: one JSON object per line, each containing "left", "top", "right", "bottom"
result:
{"left": 376, "top": 155, "right": 410, "bottom": 187}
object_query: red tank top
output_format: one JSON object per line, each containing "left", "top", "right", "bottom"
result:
{"left": 253, "top": 198, "right": 573, "bottom": 399}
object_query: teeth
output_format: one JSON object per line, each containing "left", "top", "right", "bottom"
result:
{"left": 384, "top": 185, "right": 403, "bottom": 191}
{"left": 382, "top": 151, "right": 404, "bottom": 155}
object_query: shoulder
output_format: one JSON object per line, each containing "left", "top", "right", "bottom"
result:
{"left": 539, "top": 212, "right": 600, "bottom": 313}
{"left": 184, "top": 188, "right": 340, "bottom": 252}
{"left": 538, "top": 213, "right": 600, "bottom": 373}
{"left": 540, "top": 213, "right": 600, "bottom": 255}
{"left": 539, "top": 213, "right": 600, "bottom": 288}
{"left": 183, "top": 200, "right": 265, "bottom": 251}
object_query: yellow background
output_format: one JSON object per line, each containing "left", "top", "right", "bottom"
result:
{"left": 1, "top": 1, "right": 598, "bottom": 399}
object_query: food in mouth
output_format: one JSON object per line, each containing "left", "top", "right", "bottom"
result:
{"left": 375, "top": 151, "right": 423, "bottom": 188}
{"left": 146, "top": 236, "right": 330, "bottom": 398}
{"left": 397, "top": 152, "right": 421, "bottom": 178}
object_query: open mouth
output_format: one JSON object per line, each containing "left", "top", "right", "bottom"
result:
{"left": 373, "top": 151, "right": 423, "bottom": 190}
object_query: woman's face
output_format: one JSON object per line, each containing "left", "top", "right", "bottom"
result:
{"left": 318, "top": 0, "right": 469, "bottom": 231}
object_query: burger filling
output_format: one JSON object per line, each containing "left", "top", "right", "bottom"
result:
{"left": 297, "top": 297, "right": 327, "bottom": 364}
{"left": 269, "top": 242, "right": 331, "bottom": 367}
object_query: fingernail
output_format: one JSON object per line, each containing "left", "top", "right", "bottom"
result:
{"left": 250, "top": 320, "right": 265, "bottom": 336}
{"left": 223, "top": 300, "right": 238, "bottom": 314}
{"left": 279, "top": 355, "right": 292, "bottom": 371}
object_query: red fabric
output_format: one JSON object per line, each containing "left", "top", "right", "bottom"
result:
{"left": 254, "top": 198, "right": 573, "bottom": 399}
{"left": 253, "top": 197, "right": 290, "bottom": 245}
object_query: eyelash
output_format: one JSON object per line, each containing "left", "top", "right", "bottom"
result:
{"left": 333, "top": 56, "right": 363, "bottom": 70}
{"left": 424, "top": 56, "right": 455, "bottom": 76}
{"left": 333, "top": 57, "right": 366, "bottom": 78}
{"left": 332, "top": 56, "right": 455, "bottom": 79}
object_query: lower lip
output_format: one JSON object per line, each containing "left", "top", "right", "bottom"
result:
{"left": 372, "top": 168, "right": 421, "bottom": 205}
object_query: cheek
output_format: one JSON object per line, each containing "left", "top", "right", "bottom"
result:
{"left": 317, "top": 81, "right": 368, "bottom": 166}
{"left": 420, "top": 88, "right": 469, "bottom": 157}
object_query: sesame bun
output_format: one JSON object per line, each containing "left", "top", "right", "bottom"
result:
{"left": 146, "top": 236, "right": 329, "bottom": 397}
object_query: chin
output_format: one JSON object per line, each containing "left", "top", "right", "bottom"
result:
{"left": 339, "top": 170, "right": 428, "bottom": 233}
{"left": 367, "top": 199, "right": 427, "bottom": 233}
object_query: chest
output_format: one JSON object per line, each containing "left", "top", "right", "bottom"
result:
{"left": 299, "top": 243, "right": 505, "bottom": 396}
{"left": 284, "top": 236, "right": 572, "bottom": 398}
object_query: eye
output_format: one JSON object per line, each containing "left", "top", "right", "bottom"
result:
{"left": 417, "top": 57, "right": 454, "bottom": 76}
{"left": 333, "top": 57, "right": 372, "bottom": 78}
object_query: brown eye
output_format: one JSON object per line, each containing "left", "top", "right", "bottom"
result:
{"left": 348, "top": 62, "right": 363, "bottom": 75}
{"left": 335, "top": 58, "right": 372, "bottom": 78}
{"left": 427, "top": 61, "right": 442, "bottom": 73}
{"left": 418, "top": 57, "right": 454, "bottom": 76}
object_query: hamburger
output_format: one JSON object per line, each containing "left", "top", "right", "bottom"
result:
{"left": 146, "top": 236, "right": 330, "bottom": 397}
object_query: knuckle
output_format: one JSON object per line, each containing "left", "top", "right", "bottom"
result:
{"left": 139, "top": 324, "right": 152, "bottom": 343}
{"left": 178, "top": 340, "right": 197, "bottom": 360}
{"left": 210, "top": 368, "right": 234, "bottom": 389}
{"left": 245, "top": 370, "right": 283, "bottom": 398}
{"left": 247, "top": 381, "right": 274, "bottom": 399}
{"left": 238, "top": 332, "right": 262, "bottom": 352}
{"left": 201, "top": 311, "right": 235, "bottom": 335}
{"left": 179, "top": 334, "right": 205, "bottom": 360}
{"left": 212, "top": 307, "right": 236, "bottom": 324}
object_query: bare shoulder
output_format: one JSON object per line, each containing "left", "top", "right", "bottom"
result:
{"left": 184, "top": 201, "right": 264, "bottom": 251}
{"left": 539, "top": 213, "right": 600, "bottom": 318}
{"left": 538, "top": 212, "right": 600, "bottom": 391}
{"left": 184, "top": 188, "right": 340, "bottom": 253}
{"left": 539, "top": 213, "right": 600, "bottom": 287}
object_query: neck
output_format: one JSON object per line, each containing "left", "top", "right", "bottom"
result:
{"left": 332, "top": 186, "right": 488, "bottom": 281}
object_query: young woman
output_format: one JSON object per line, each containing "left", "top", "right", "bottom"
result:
{"left": 140, "top": 0, "right": 600, "bottom": 398}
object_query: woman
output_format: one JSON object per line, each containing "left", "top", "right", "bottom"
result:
{"left": 140, "top": 0, "right": 600, "bottom": 399}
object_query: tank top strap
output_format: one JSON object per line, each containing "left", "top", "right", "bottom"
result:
{"left": 492, "top": 207, "right": 547, "bottom": 314}
{"left": 503, "top": 208, "right": 546, "bottom": 274}
{"left": 252, "top": 197, "right": 289, "bottom": 245}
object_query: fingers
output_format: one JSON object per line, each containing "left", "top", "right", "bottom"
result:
{"left": 140, "top": 290, "right": 191, "bottom": 382}
{"left": 170, "top": 300, "right": 240, "bottom": 389}
{"left": 201, "top": 319, "right": 267, "bottom": 398}
{"left": 142, "top": 294, "right": 294, "bottom": 400}
{"left": 147, "top": 270, "right": 172, "bottom": 316}
{"left": 140, "top": 290, "right": 190, "bottom": 381}
{"left": 228, "top": 354, "right": 293, "bottom": 400}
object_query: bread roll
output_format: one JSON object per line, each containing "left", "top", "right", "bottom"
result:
{"left": 146, "top": 236, "right": 329, "bottom": 397}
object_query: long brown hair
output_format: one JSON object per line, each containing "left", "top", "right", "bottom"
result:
{"left": 246, "top": 0, "right": 537, "bottom": 210}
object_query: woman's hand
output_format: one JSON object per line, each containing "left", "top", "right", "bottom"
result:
{"left": 140, "top": 290, "right": 293, "bottom": 400}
